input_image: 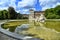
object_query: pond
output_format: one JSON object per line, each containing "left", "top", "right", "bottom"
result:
{"left": 1, "top": 20, "right": 28, "bottom": 32}
{"left": 1, "top": 20, "right": 60, "bottom": 40}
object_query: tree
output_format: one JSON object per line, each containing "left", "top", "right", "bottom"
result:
{"left": 0, "top": 6, "right": 24, "bottom": 20}
{"left": 0, "top": 11, "right": 3, "bottom": 19}
{"left": 45, "top": 5, "right": 60, "bottom": 19}
{"left": 54, "top": 5, "right": 60, "bottom": 15}
{"left": 3, "top": 10, "right": 8, "bottom": 19}
{"left": 16, "top": 13, "right": 23, "bottom": 19}
{"left": 8, "top": 7, "right": 17, "bottom": 19}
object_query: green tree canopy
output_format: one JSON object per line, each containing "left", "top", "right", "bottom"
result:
{"left": 45, "top": 5, "right": 60, "bottom": 19}
{"left": 8, "top": 7, "right": 17, "bottom": 19}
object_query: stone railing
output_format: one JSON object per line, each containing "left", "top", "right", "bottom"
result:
{"left": 0, "top": 20, "right": 24, "bottom": 40}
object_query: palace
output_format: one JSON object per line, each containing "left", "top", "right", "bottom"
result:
{"left": 29, "top": 9, "right": 45, "bottom": 22}
{"left": 22, "top": 10, "right": 44, "bottom": 18}
{"left": 29, "top": 9, "right": 45, "bottom": 18}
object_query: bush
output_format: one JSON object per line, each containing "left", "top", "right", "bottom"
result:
{"left": 9, "top": 26, "right": 16, "bottom": 32}
{"left": 22, "top": 17, "right": 28, "bottom": 19}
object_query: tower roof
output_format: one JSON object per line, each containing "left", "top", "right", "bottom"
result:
{"left": 29, "top": 9, "right": 34, "bottom": 11}
{"left": 34, "top": 11, "right": 45, "bottom": 13}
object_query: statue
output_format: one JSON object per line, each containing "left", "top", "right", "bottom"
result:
{"left": 38, "top": 14, "right": 45, "bottom": 23}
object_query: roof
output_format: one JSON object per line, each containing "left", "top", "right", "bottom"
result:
{"left": 29, "top": 9, "right": 34, "bottom": 11}
{"left": 34, "top": 11, "right": 45, "bottom": 13}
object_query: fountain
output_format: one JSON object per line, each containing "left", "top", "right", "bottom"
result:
{"left": 15, "top": 24, "right": 29, "bottom": 34}
{"left": 14, "top": 9, "right": 45, "bottom": 40}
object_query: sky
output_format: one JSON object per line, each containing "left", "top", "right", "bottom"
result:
{"left": 0, "top": 0, "right": 60, "bottom": 14}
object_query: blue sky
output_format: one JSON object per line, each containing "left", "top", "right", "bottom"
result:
{"left": 0, "top": 0, "right": 60, "bottom": 14}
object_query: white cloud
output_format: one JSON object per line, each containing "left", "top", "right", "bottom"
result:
{"left": 20, "top": 9, "right": 29, "bottom": 14}
{"left": 16, "top": 8, "right": 29, "bottom": 14}
{"left": 17, "top": 0, "right": 37, "bottom": 14}
{"left": 18, "top": 0, "right": 36, "bottom": 8}
{"left": 0, "top": 7, "right": 8, "bottom": 10}
{"left": 0, "top": 0, "right": 60, "bottom": 14}
{"left": 0, "top": 0, "right": 16, "bottom": 10}
{"left": 0, "top": 0, "right": 37, "bottom": 14}
{"left": 9, "top": 0, "right": 16, "bottom": 7}
{"left": 39, "top": 0, "right": 60, "bottom": 11}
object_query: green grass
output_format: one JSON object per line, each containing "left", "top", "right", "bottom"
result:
{"left": 25, "top": 21, "right": 60, "bottom": 40}
{"left": 45, "top": 21, "right": 60, "bottom": 32}
{"left": 26, "top": 26, "right": 60, "bottom": 40}
{"left": 1, "top": 20, "right": 60, "bottom": 40}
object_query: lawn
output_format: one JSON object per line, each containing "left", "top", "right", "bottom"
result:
{"left": 25, "top": 20, "right": 60, "bottom": 40}
{"left": 1, "top": 19, "right": 60, "bottom": 40}
{"left": 45, "top": 21, "right": 60, "bottom": 32}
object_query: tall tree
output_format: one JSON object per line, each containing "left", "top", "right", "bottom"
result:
{"left": 8, "top": 7, "right": 16, "bottom": 19}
